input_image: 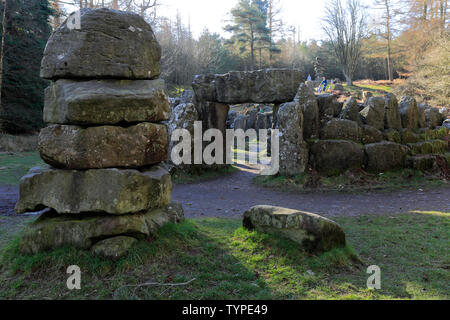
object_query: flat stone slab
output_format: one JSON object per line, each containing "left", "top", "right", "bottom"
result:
{"left": 15, "top": 165, "right": 172, "bottom": 215}
{"left": 192, "top": 69, "right": 303, "bottom": 104}
{"left": 364, "top": 141, "right": 410, "bottom": 172}
{"left": 91, "top": 236, "right": 137, "bottom": 260}
{"left": 19, "top": 203, "right": 184, "bottom": 254}
{"left": 40, "top": 8, "right": 161, "bottom": 80}
{"left": 44, "top": 79, "right": 170, "bottom": 125}
{"left": 39, "top": 123, "right": 168, "bottom": 169}
{"left": 243, "top": 205, "right": 346, "bottom": 253}
{"left": 309, "top": 140, "right": 364, "bottom": 175}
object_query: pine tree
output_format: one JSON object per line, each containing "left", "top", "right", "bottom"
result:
{"left": 0, "top": 0, "right": 53, "bottom": 133}
{"left": 224, "top": 0, "right": 270, "bottom": 70}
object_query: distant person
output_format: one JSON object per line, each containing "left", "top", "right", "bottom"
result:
{"left": 307, "top": 74, "right": 312, "bottom": 81}
{"left": 318, "top": 77, "right": 327, "bottom": 93}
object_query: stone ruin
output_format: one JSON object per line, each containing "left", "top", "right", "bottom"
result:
{"left": 14, "top": 9, "right": 184, "bottom": 259}
{"left": 168, "top": 69, "right": 303, "bottom": 170}
{"left": 170, "top": 70, "right": 449, "bottom": 177}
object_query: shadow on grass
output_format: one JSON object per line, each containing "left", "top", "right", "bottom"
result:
{"left": 0, "top": 213, "right": 447, "bottom": 300}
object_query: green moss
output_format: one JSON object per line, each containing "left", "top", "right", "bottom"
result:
{"left": 385, "top": 130, "right": 401, "bottom": 143}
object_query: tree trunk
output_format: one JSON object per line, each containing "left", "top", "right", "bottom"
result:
{"left": 0, "top": 0, "right": 7, "bottom": 122}
{"left": 385, "top": 0, "right": 393, "bottom": 82}
{"left": 343, "top": 70, "right": 352, "bottom": 86}
{"left": 112, "top": 0, "right": 118, "bottom": 10}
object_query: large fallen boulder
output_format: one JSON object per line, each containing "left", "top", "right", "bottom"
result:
{"left": 384, "top": 93, "right": 402, "bottom": 129}
{"left": 360, "top": 96, "right": 385, "bottom": 130}
{"left": 360, "top": 125, "right": 384, "bottom": 144}
{"left": 294, "top": 83, "right": 320, "bottom": 139}
{"left": 317, "top": 94, "right": 341, "bottom": 125}
{"left": 320, "top": 119, "right": 360, "bottom": 142}
{"left": 399, "top": 96, "right": 420, "bottom": 129}
{"left": 18, "top": 202, "right": 184, "bottom": 254}
{"left": 424, "top": 107, "right": 444, "bottom": 128}
{"left": 39, "top": 123, "right": 168, "bottom": 169}
{"left": 309, "top": 140, "right": 364, "bottom": 175}
{"left": 278, "top": 101, "right": 308, "bottom": 175}
{"left": 15, "top": 165, "right": 172, "bottom": 215}
{"left": 214, "top": 69, "right": 303, "bottom": 104}
{"left": 243, "top": 205, "right": 346, "bottom": 253}
{"left": 44, "top": 79, "right": 170, "bottom": 125}
{"left": 340, "top": 97, "right": 362, "bottom": 125}
{"left": 364, "top": 142, "right": 410, "bottom": 172}
{"left": 41, "top": 9, "right": 161, "bottom": 80}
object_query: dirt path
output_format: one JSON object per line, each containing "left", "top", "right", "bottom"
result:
{"left": 172, "top": 164, "right": 450, "bottom": 218}
{"left": 1, "top": 165, "right": 449, "bottom": 219}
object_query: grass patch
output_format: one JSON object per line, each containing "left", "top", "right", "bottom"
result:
{"left": 0, "top": 213, "right": 448, "bottom": 300}
{"left": 0, "top": 151, "right": 44, "bottom": 185}
{"left": 254, "top": 168, "right": 448, "bottom": 193}
{"left": 172, "top": 165, "right": 239, "bottom": 185}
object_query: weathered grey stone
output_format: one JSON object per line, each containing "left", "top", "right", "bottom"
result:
{"left": 309, "top": 140, "right": 364, "bottom": 175}
{"left": 39, "top": 123, "right": 168, "bottom": 169}
{"left": 334, "top": 83, "right": 345, "bottom": 91}
{"left": 340, "top": 97, "right": 362, "bottom": 125}
{"left": 245, "top": 108, "right": 258, "bottom": 130}
{"left": 399, "top": 96, "right": 420, "bottom": 129}
{"left": 295, "top": 83, "right": 320, "bottom": 139}
{"left": 316, "top": 94, "right": 341, "bottom": 126}
{"left": 364, "top": 142, "right": 410, "bottom": 172}
{"left": 384, "top": 129, "right": 401, "bottom": 143}
{"left": 278, "top": 101, "right": 308, "bottom": 176}
{"left": 41, "top": 9, "right": 161, "bottom": 80}
{"left": 320, "top": 119, "right": 360, "bottom": 142}
{"left": 18, "top": 203, "right": 184, "bottom": 254}
{"left": 234, "top": 114, "right": 248, "bottom": 131}
{"left": 444, "top": 119, "right": 450, "bottom": 129}
{"left": 360, "top": 125, "right": 383, "bottom": 144}
{"left": 400, "top": 128, "right": 421, "bottom": 144}
{"left": 15, "top": 165, "right": 172, "bottom": 215}
{"left": 44, "top": 79, "right": 170, "bottom": 125}
{"left": 167, "top": 103, "right": 199, "bottom": 167}
{"left": 91, "top": 236, "right": 138, "bottom": 260}
{"left": 384, "top": 93, "right": 402, "bottom": 129}
{"left": 424, "top": 107, "right": 444, "bottom": 128}
{"left": 417, "top": 104, "right": 427, "bottom": 128}
{"left": 192, "top": 74, "right": 217, "bottom": 102}
{"left": 256, "top": 112, "right": 272, "bottom": 130}
{"left": 408, "top": 140, "right": 447, "bottom": 155}
{"left": 194, "top": 69, "right": 303, "bottom": 104}
{"left": 243, "top": 205, "right": 346, "bottom": 253}
{"left": 360, "top": 96, "right": 385, "bottom": 130}
{"left": 407, "top": 155, "right": 437, "bottom": 171}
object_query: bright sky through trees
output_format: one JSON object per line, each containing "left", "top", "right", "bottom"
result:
{"left": 63, "top": 0, "right": 373, "bottom": 40}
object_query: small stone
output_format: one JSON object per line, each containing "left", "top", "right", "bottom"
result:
{"left": 243, "top": 205, "right": 346, "bottom": 253}
{"left": 91, "top": 236, "right": 137, "bottom": 260}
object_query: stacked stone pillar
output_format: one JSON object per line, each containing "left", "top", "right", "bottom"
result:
{"left": 14, "top": 9, "right": 183, "bottom": 259}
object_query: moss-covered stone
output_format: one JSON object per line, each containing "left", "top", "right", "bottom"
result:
{"left": 364, "top": 141, "right": 410, "bottom": 172}
{"left": 309, "top": 140, "right": 364, "bottom": 176}
{"left": 406, "top": 155, "right": 436, "bottom": 171}
{"left": 18, "top": 202, "right": 184, "bottom": 254}
{"left": 361, "top": 125, "right": 383, "bottom": 144}
{"left": 384, "top": 129, "right": 401, "bottom": 143}
{"left": 243, "top": 205, "right": 346, "bottom": 253}
{"left": 15, "top": 165, "right": 172, "bottom": 215}
{"left": 91, "top": 236, "right": 138, "bottom": 260}
{"left": 408, "top": 140, "right": 447, "bottom": 155}
{"left": 400, "top": 129, "right": 422, "bottom": 144}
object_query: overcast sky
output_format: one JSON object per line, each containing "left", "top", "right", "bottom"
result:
{"left": 64, "top": 0, "right": 375, "bottom": 41}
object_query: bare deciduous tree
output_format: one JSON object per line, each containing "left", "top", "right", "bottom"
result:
{"left": 322, "top": 0, "right": 367, "bottom": 85}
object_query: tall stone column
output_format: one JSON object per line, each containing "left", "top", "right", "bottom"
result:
{"left": 14, "top": 9, "right": 184, "bottom": 259}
